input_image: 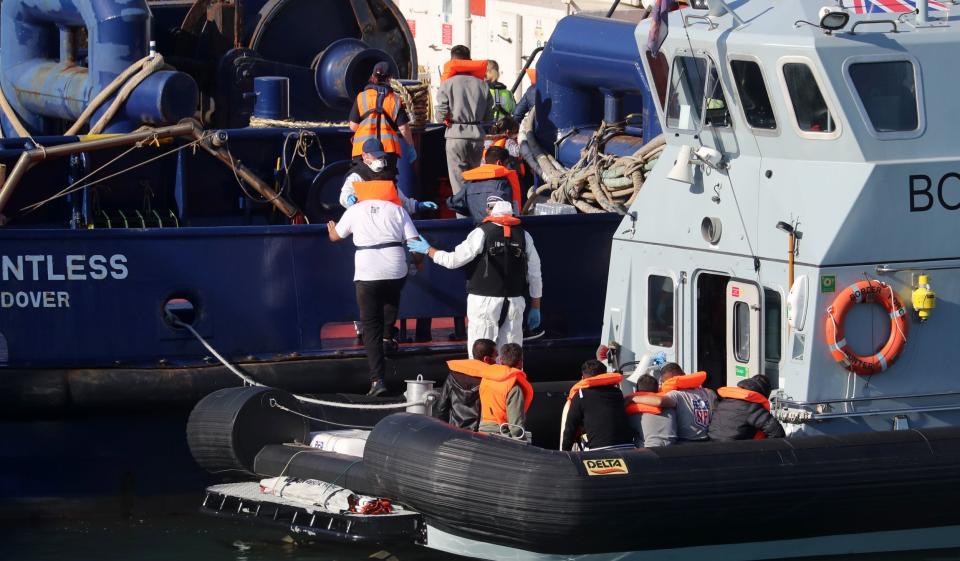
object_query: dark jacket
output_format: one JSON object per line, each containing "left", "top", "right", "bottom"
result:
{"left": 561, "top": 385, "right": 634, "bottom": 451}
{"left": 707, "top": 376, "right": 785, "bottom": 441}
{"left": 446, "top": 177, "right": 513, "bottom": 224}
{"left": 435, "top": 370, "right": 481, "bottom": 430}
{"left": 513, "top": 85, "right": 536, "bottom": 121}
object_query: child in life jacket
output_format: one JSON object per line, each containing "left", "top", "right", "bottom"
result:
{"left": 477, "top": 343, "right": 533, "bottom": 438}
{"left": 625, "top": 374, "right": 677, "bottom": 448}
{"left": 708, "top": 374, "right": 785, "bottom": 441}
{"left": 561, "top": 360, "right": 634, "bottom": 451}
{"left": 627, "top": 363, "right": 717, "bottom": 443}
{"left": 435, "top": 338, "right": 498, "bottom": 431}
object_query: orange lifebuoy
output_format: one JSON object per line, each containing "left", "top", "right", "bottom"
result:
{"left": 824, "top": 279, "right": 908, "bottom": 376}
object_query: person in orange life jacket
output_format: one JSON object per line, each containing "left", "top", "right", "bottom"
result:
{"left": 340, "top": 138, "right": 437, "bottom": 215}
{"left": 708, "top": 374, "right": 785, "bottom": 442}
{"left": 327, "top": 177, "right": 421, "bottom": 397}
{"left": 626, "top": 374, "right": 677, "bottom": 448}
{"left": 560, "top": 360, "right": 634, "bottom": 451}
{"left": 349, "top": 62, "right": 416, "bottom": 168}
{"left": 628, "top": 362, "right": 717, "bottom": 442}
{"left": 446, "top": 146, "right": 519, "bottom": 224}
{"left": 435, "top": 45, "right": 494, "bottom": 209}
{"left": 477, "top": 343, "right": 533, "bottom": 437}
{"left": 435, "top": 338, "right": 498, "bottom": 431}
{"left": 406, "top": 200, "right": 542, "bottom": 356}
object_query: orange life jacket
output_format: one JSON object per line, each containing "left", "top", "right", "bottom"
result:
{"left": 354, "top": 180, "right": 402, "bottom": 206}
{"left": 478, "top": 364, "right": 534, "bottom": 425}
{"left": 481, "top": 214, "right": 521, "bottom": 237}
{"left": 659, "top": 371, "right": 708, "bottom": 393}
{"left": 352, "top": 87, "right": 402, "bottom": 157}
{"left": 566, "top": 372, "right": 623, "bottom": 401}
{"left": 446, "top": 359, "right": 488, "bottom": 378}
{"left": 624, "top": 391, "right": 663, "bottom": 415}
{"left": 441, "top": 59, "right": 488, "bottom": 82}
{"left": 717, "top": 386, "right": 770, "bottom": 440}
{"left": 462, "top": 163, "right": 521, "bottom": 208}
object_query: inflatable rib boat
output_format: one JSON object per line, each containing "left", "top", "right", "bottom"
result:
{"left": 188, "top": 387, "right": 960, "bottom": 560}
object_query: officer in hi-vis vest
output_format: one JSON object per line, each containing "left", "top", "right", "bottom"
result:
{"left": 348, "top": 62, "right": 416, "bottom": 168}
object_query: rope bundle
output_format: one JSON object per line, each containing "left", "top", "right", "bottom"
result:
{"left": 390, "top": 79, "right": 431, "bottom": 128}
{"left": 519, "top": 108, "right": 664, "bottom": 215}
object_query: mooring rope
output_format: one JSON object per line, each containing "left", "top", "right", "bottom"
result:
{"left": 167, "top": 313, "right": 429, "bottom": 410}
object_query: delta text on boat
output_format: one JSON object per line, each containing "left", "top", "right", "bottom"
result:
{"left": 187, "top": 0, "right": 960, "bottom": 559}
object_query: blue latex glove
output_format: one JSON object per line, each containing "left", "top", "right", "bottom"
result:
{"left": 346, "top": 194, "right": 358, "bottom": 207}
{"left": 417, "top": 201, "right": 438, "bottom": 211}
{"left": 527, "top": 308, "right": 541, "bottom": 330}
{"left": 651, "top": 351, "right": 667, "bottom": 366}
{"left": 407, "top": 143, "right": 418, "bottom": 163}
{"left": 407, "top": 238, "right": 431, "bottom": 254}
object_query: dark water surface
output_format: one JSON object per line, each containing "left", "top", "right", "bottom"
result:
{"left": 5, "top": 513, "right": 960, "bottom": 561}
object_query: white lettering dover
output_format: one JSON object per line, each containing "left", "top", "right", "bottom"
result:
{"left": 1, "top": 291, "right": 70, "bottom": 308}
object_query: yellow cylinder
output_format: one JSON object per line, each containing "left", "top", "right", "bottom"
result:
{"left": 912, "top": 274, "right": 936, "bottom": 322}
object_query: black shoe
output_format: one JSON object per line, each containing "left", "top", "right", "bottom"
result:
{"left": 523, "top": 326, "right": 546, "bottom": 341}
{"left": 367, "top": 379, "right": 387, "bottom": 397}
{"left": 383, "top": 338, "right": 399, "bottom": 354}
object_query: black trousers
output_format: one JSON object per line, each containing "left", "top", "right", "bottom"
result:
{"left": 356, "top": 277, "right": 405, "bottom": 382}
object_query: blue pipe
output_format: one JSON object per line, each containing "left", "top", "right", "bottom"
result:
{"left": 0, "top": 0, "right": 198, "bottom": 136}
{"left": 534, "top": 15, "right": 661, "bottom": 156}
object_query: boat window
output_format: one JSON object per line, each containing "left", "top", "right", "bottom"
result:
{"left": 849, "top": 61, "right": 918, "bottom": 133}
{"left": 733, "top": 301, "right": 750, "bottom": 362}
{"left": 647, "top": 275, "right": 674, "bottom": 348}
{"left": 731, "top": 60, "right": 777, "bottom": 130}
{"left": 665, "top": 56, "right": 707, "bottom": 130}
{"left": 646, "top": 51, "right": 669, "bottom": 109}
{"left": 764, "top": 289, "right": 781, "bottom": 376}
{"left": 782, "top": 62, "right": 836, "bottom": 134}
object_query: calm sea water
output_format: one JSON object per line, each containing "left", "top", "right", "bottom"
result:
{"left": 4, "top": 513, "right": 960, "bottom": 561}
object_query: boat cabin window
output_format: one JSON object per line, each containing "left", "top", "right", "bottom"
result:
{"left": 782, "top": 62, "right": 836, "bottom": 134}
{"left": 730, "top": 60, "right": 776, "bottom": 130}
{"left": 849, "top": 61, "right": 918, "bottom": 133}
{"left": 703, "top": 64, "right": 730, "bottom": 128}
{"left": 763, "top": 288, "right": 781, "bottom": 376}
{"left": 666, "top": 56, "right": 707, "bottom": 130}
{"left": 733, "top": 301, "right": 750, "bottom": 362}
{"left": 647, "top": 275, "right": 674, "bottom": 348}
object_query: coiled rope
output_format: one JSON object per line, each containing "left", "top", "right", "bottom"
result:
{"left": 166, "top": 313, "right": 430, "bottom": 410}
{"left": 518, "top": 107, "right": 664, "bottom": 215}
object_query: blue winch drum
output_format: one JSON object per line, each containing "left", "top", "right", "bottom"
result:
{"left": 253, "top": 76, "right": 291, "bottom": 120}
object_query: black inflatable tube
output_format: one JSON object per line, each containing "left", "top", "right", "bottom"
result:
{"left": 254, "top": 445, "right": 380, "bottom": 495}
{"left": 362, "top": 413, "right": 960, "bottom": 555}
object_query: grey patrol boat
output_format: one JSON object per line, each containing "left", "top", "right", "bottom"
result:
{"left": 187, "top": 1, "right": 960, "bottom": 560}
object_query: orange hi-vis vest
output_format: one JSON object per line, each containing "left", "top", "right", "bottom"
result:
{"left": 441, "top": 59, "right": 488, "bottom": 82}
{"left": 352, "top": 87, "right": 402, "bottom": 157}
{"left": 354, "top": 180, "right": 401, "bottom": 206}
{"left": 462, "top": 163, "right": 521, "bottom": 208}
{"left": 625, "top": 391, "right": 663, "bottom": 416}
{"left": 659, "top": 371, "right": 708, "bottom": 393}
{"left": 566, "top": 372, "right": 623, "bottom": 401}
{"left": 717, "top": 386, "right": 770, "bottom": 440}
{"left": 446, "top": 359, "right": 488, "bottom": 378}
{"left": 478, "top": 364, "right": 534, "bottom": 425}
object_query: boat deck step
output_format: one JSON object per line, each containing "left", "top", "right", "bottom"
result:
{"left": 200, "top": 482, "right": 424, "bottom": 544}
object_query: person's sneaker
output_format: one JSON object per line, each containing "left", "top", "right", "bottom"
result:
{"left": 523, "top": 326, "right": 546, "bottom": 341}
{"left": 367, "top": 379, "right": 387, "bottom": 397}
{"left": 383, "top": 338, "right": 400, "bottom": 354}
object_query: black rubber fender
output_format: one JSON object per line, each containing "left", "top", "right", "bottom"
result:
{"left": 187, "top": 386, "right": 308, "bottom": 475}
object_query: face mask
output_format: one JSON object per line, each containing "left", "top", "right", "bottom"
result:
{"left": 367, "top": 159, "right": 386, "bottom": 173}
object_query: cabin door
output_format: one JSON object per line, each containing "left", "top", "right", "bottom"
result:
{"left": 695, "top": 273, "right": 729, "bottom": 388}
{"left": 726, "top": 281, "right": 761, "bottom": 386}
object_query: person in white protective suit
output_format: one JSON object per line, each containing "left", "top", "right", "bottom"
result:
{"left": 406, "top": 200, "right": 542, "bottom": 357}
